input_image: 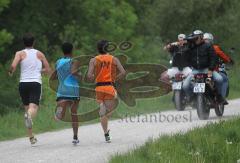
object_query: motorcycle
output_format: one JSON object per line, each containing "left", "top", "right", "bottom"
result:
{"left": 171, "top": 73, "right": 187, "bottom": 111}
{"left": 192, "top": 73, "right": 224, "bottom": 120}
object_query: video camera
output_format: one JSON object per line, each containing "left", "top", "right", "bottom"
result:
{"left": 184, "top": 34, "right": 199, "bottom": 43}
{"left": 183, "top": 34, "right": 200, "bottom": 47}
{"left": 166, "top": 33, "right": 199, "bottom": 48}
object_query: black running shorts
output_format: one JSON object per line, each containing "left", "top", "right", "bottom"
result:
{"left": 19, "top": 82, "right": 42, "bottom": 106}
{"left": 56, "top": 97, "right": 80, "bottom": 102}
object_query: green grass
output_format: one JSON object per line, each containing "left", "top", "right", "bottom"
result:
{"left": 110, "top": 118, "right": 240, "bottom": 163}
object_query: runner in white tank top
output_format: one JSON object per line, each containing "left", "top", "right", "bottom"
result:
{"left": 8, "top": 33, "right": 50, "bottom": 144}
{"left": 20, "top": 48, "right": 42, "bottom": 84}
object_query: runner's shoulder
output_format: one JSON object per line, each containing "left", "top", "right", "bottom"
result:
{"left": 90, "top": 57, "right": 96, "bottom": 63}
{"left": 112, "top": 56, "right": 120, "bottom": 65}
{"left": 15, "top": 50, "right": 26, "bottom": 59}
{"left": 16, "top": 50, "right": 25, "bottom": 55}
{"left": 36, "top": 50, "right": 45, "bottom": 59}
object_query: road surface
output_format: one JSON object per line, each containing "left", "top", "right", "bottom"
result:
{"left": 0, "top": 99, "right": 240, "bottom": 163}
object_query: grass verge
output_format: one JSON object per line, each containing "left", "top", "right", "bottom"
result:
{"left": 110, "top": 118, "right": 240, "bottom": 163}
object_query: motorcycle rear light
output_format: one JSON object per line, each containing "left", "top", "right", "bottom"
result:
{"left": 175, "top": 73, "right": 184, "bottom": 81}
{"left": 194, "top": 74, "right": 207, "bottom": 79}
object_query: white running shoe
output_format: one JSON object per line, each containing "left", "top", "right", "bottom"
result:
{"left": 104, "top": 130, "right": 111, "bottom": 143}
{"left": 24, "top": 112, "right": 33, "bottom": 129}
{"left": 30, "top": 136, "right": 37, "bottom": 145}
{"left": 72, "top": 139, "right": 79, "bottom": 145}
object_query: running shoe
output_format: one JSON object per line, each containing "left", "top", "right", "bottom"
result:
{"left": 72, "top": 139, "right": 79, "bottom": 145}
{"left": 29, "top": 136, "right": 37, "bottom": 145}
{"left": 104, "top": 130, "right": 111, "bottom": 143}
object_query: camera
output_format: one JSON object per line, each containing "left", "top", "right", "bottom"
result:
{"left": 184, "top": 34, "right": 199, "bottom": 43}
{"left": 183, "top": 34, "right": 200, "bottom": 47}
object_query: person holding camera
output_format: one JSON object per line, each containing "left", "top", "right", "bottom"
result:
{"left": 161, "top": 34, "right": 192, "bottom": 83}
{"left": 182, "top": 30, "right": 226, "bottom": 104}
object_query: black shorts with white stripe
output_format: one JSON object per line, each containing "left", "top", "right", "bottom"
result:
{"left": 19, "top": 82, "right": 42, "bottom": 106}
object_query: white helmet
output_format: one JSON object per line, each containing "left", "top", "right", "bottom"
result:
{"left": 193, "top": 30, "right": 203, "bottom": 35}
{"left": 178, "top": 34, "right": 186, "bottom": 40}
{"left": 203, "top": 33, "right": 214, "bottom": 41}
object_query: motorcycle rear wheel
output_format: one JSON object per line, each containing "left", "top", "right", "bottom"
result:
{"left": 174, "top": 90, "right": 186, "bottom": 111}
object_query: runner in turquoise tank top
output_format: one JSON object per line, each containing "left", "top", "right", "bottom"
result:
{"left": 53, "top": 42, "right": 81, "bottom": 145}
{"left": 56, "top": 57, "right": 80, "bottom": 99}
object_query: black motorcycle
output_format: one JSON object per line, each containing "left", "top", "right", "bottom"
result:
{"left": 192, "top": 73, "right": 224, "bottom": 120}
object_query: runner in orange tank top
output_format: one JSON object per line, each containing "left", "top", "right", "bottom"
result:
{"left": 87, "top": 40, "right": 126, "bottom": 142}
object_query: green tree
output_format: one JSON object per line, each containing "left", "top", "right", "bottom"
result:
{"left": 59, "top": 0, "right": 138, "bottom": 56}
{"left": 0, "top": 0, "right": 13, "bottom": 62}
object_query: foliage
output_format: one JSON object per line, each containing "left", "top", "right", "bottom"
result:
{"left": 0, "top": 0, "right": 239, "bottom": 116}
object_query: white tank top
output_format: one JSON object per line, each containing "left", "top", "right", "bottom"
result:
{"left": 20, "top": 49, "right": 42, "bottom": 84}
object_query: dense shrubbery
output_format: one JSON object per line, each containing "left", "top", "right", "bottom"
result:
{"left": 0, "top": 0, "right": 239, "bottom": 115}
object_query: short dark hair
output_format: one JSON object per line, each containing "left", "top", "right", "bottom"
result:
{"left": 97, "top": 40, "right": 109, "bottom": 54}
{"left": 62, "top": 42, "right": 73, "bottom": 55}
{"left": 23, "top": 33, "right": 35, "bottom": 47}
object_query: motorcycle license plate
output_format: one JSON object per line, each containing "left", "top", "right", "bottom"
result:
{"left": 172, "top": 82, "right": 182, "bottom": 90}
{"left": 193, "top": 83, "right": 205, "bottom": 93}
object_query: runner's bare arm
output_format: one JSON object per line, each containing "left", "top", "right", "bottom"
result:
{"left": 37, "top": 51, "right": 51, "bottom": 75}
{"left": 71, "top": 60, "right": 82, "bottom": 80}
{"left": 8, "top": 51, "right": 21, "bottom": 76}
{"left": 114, "top": 57, "right": 126, "bottom": 81}
{"left": 87, "top": 58, "right": 95, "bottom": 82}
{"left": 50, "top": 71, "right": 58, "bottom": 80}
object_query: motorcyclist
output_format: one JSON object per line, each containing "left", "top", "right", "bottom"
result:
{"left": 203, "top": 33, "right": 234, "bottom": 102}
{"left": 182, "top": 30, "right": 226, "bottom": 104}
{"left": 161, "top": 34, "right": 192, "bottom": 83}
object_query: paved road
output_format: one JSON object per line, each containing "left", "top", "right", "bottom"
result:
{"left": 0, "top": 99, "right": 240, "bottom": 163}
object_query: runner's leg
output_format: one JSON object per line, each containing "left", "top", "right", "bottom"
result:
{"left": 105, "top": 99, "right": 119, "bottom": 118}
{"left": 24, "top": 82, "right": 41, "bottom": 142}
{"left": 100, "top": 99, "right": 118, "bottom": 134}
{"left": 70, "top": 100, "right": 79, "bottom": 140}
{"left": 56, "top": 100, "right": 69, "bottom": 120}
{"left": 25, "top": 103, "right": 38, "bottom": 139}
{"left": 28, "top": 103, "right": 38, "bottom": 118}
{"left": 24, "top": 105, "right": 33, "bottom": 138}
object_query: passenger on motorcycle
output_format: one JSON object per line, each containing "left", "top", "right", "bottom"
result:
{"left": 182, "top": 30, "right": 226, "bottom": 104}
{"left": 203, "top": 33, "right": 234, "bottom": 103}
{"left": 161, "top": 34, "right": 192, "bottom": 83}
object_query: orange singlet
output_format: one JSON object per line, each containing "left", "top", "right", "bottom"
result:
{"left": 95, "top": 54, "right": 117, "bottom": 103}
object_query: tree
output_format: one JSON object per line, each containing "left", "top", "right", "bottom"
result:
{"left": 0, "top": 0, "right": 13, "bottom": 63}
